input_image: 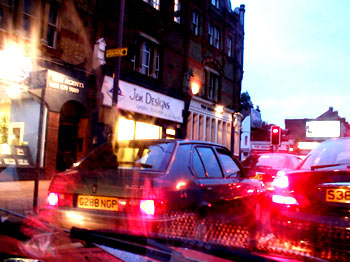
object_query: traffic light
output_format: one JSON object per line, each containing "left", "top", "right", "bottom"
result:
{"left": 271, "top": 126, "right": 281, "bottom": 145}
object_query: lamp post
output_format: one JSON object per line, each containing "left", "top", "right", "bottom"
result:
{"left": 180, "top": 70, "right": 194, "bottom": 139}
{"left": 111, "top": 0, "right": 125, "bottom": 144}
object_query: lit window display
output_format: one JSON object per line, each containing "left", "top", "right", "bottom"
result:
{"left": 117, "top": 117, "right": 162, "bottom": 141}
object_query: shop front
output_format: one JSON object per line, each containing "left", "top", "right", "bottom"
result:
{"left": 186, "top": 96, "right": 241, "bottom": 155}
{"left": 0, "top": 68, "right": 90, "bottom": 179}
{"left": 102, "top": 79, "right": 185, "bottom": 141}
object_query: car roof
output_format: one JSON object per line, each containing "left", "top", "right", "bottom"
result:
{"left": 248, "top": 152, "right": 298, "bottom": 158}
{"left": 116, "top": 139, "right": 228, "bottom": 148}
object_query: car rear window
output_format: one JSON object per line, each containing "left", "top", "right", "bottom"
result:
{"left": 77, "top": 142, "right": 175, "bottom": 171}
{"left": 243, "top": 154, "right": 288, "bottom": 169}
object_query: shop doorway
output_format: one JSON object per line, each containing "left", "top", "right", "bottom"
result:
{"left": 56, "top": 101, "right": 85, "bottom": 171}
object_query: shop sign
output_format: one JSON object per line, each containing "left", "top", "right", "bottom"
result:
{"left": 47, "top": 70, "right": 84, "bottom": 94}
{"left": 118, "top": 80, "right": 184, "bottom": 123}
{"left": 0, "top": 145, "right": 34, "bottom": 167}
{"left": 101, "top": 75, "right": 113, "bottom": 106}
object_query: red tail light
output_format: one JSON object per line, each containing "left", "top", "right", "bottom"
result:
{"left": 272, "top": 194, "right": 298, "bottom": 205}
{"left": 48, "top": 192, "right": 58, "bottom": 206}
{"left": 272, "top": 172, "right": 289, "bottom": 188}
{"left": 140, "top": 200, "right": 155, "bottom": 215}
{"left": 47, "top": 192, "right": 73, "bottom": 207}
{"left": 138, "top": 199, "right": 166, "bottom": 216}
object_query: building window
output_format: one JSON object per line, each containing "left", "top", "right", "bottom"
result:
{"left": 143, "top": 0, "right": 160, "bottom": 10}
{"left": 205, "top": 68, "right": 219, "bottom": 102}
{"left": 138, "top": 41, "right": 160, "bottom": 79}
{"left": 208, "top": 23, "right": 220, "bottom": 49}
{"left": 46, "top": 0, "right": 59, "bottom": 48}
{"left": 0, "top": 0, "right": 13, "bottom": 31}
{"left": 141, "top": 42, "right": 151, "bottom": 75}
{"left": 227, "top": 37, "right": 232, "bottom": 57}
{"left": 22, "top": 0, "right": 37, "bottom": 38}
{"left": 154, "top": 49, "right": 160, "bottom": 79}
{"left": 174, "top": 0, "right": 181, "bottom": 23}
{"left": 192, "top": 11, "right": 199, "bottom": 35}
{"left": 208, "top": 72, "right": 218, "bottom": 101}
{"left": 211, "top": 0, "right": 219, "bottom": 9}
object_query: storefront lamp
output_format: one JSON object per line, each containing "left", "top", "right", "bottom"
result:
{"left": 6, "top": 85, "right": 22, "bottom": 99}
{"left": 215, "top": 105, "right": 224, "bottom": 114}
{"left": 190, "top": 81, "right": 200, "bottom": 95}
{"left": 0, "top": 42, "right": 32, "bottom": 83}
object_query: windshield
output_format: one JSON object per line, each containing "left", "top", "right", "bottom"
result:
{"left": 1, "top": 1, "right": 349, "bottom": 261}
{"left": 300, "top": 139, "right": 350, "bottom": 170}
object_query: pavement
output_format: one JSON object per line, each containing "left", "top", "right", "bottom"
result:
{"left": 0, "top": 180, "right": 50, "bottom": 216}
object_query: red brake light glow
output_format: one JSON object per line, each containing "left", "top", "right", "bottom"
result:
{"left": 48, "top": 192, "right": 58, "bottom": 206}
{"left": 272, "top": 172, "right": 289, "bottom": 188}
{"left": 140, "top": 200, "right": 155, "bottom": 215}
{"left": 272, "top": 194, "right": 298, "bottom": 205}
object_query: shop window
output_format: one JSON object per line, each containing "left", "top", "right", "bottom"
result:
{"left": 8, "top": 122, "right": 24, "bottom": 145}
{"left": 174, "top": 0, "right": 181, "bottom": 23}
{"left": 136, "top": 40, "right": 160, "bottom": 79}
{"left": 143, "top": 0, "right": 160, "bottom": 10}
{"left": 0, "top": 0, "right": 13, "bottom": 31}
{"left": 208, "top": 23, "right": 220, "bottom": 49}
{"left": 117, "top": 117, "right": 162, "bottom": 141}
{"left": 192, "top": 11, "right": 199, "bottom": 35}
{"left": 118, "top": 118, "right": 135, "bottom": 140}
{"left": 135, "top": 121, "right": 162, "bottom": 140}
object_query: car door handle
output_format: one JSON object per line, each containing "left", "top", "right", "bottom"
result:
{"left": 206, "top": 187, "right": 213, "bottom": 191}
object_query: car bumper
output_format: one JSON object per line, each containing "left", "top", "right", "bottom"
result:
{"left": 270, "top": 206, "right": 350, "bottom": 247}
{"left": 38, "top": 207, "right": 193, "bottom": 233}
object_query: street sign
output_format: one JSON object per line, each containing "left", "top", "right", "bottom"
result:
{"left": 106, "top": 47, "right": 128, "bottom": 58}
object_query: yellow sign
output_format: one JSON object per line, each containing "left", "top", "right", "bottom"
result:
{"left": 106, "top": 48, "right": 128, "bottom": 58}
{"left": 78, "top": 195, "right": 119, "bottom": 211}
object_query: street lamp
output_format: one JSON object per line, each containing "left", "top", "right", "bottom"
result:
{"left": 180, "top": 70, "right": 197, "bottom": 139}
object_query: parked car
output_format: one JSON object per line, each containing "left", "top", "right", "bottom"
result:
{"left": 271, "top": 138, "right": 350, "bottom": 247}
{"left": 40, "top": 139, "right": 265, "bottom": 234}
{"left": 241, "top": 153, "right": 302, "bottom": 190}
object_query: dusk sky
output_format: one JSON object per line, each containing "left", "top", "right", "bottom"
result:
{"left": 231, "top": 0, "right": 350, "bottom": 128}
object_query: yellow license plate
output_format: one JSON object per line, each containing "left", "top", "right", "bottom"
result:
{"left": 78, "top": 195, "right": 119, "bottom": 211}
{"left": 326, "top": 189, "right": 350, "bottom": 203}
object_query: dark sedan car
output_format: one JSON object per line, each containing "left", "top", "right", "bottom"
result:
{"left": 40, "top": 139, "right": 265, "bottom": 234}
{"left": 270, "top": 138, "right": 350, "bottom": 247}
{"left": 241, "top": 153, "right": 302, "bottom": 191}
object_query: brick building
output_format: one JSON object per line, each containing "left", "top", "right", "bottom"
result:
{"left": 95, "top": 0, "right": 245, "bottom": 155}
{"left": 0, "top": 0, "right": 245, "bottom": 179}
{"left": 0, "top": 0, "right": 97, "bottom": 177}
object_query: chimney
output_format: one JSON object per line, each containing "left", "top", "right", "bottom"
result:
{"left": 239, "top": 5, "right": 245, "bottom": 26}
